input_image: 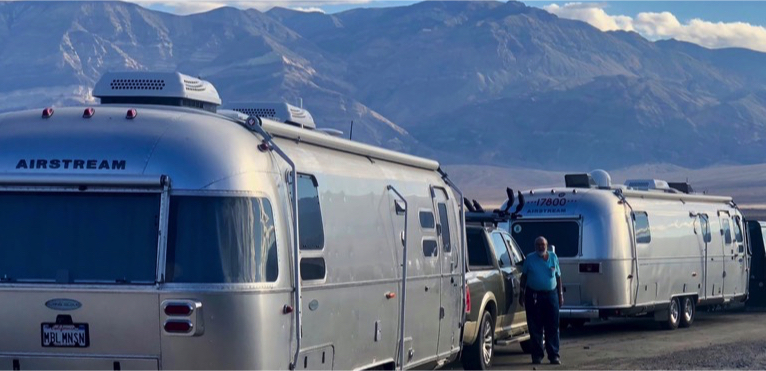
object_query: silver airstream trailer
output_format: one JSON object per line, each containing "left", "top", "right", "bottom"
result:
{"left": 0, "top": 71, "right": 466, "bottom": 369}
{"left": 502, "top": 170, "right": 749, "bottom": 329}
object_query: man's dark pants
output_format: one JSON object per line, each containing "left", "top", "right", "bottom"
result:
{"left": 524, "top": 289, "right": 560, "bottom": 362}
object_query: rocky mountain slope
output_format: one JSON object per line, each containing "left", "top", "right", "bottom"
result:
{"left": 2, "top": 1, "right": 766, "bottom": 169}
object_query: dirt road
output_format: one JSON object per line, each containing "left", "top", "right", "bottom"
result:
{"left": 448, "top": 310, "right": 766, "bottom": 370}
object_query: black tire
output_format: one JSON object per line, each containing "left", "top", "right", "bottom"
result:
{"left": 520, "top": 339, "right": 532, "bottom": 354}
{"left": 680, "top": 296, "right": 695, "bottom": 328}
{"left": 662, "top": 297, "right": 681, "bottom": 330}
{"left": 570, "top": 319, "right": 587, "bottom": 329}
{"left": 559, "top": 319, "right": 571, "bottom": 329}
{"left": 462, "top": 310, "right": 495, "bottom": 370}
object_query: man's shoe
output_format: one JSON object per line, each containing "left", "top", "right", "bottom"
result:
{"left": 532, "top": 358, "right": 542, "bottom": 365}
{"left": 550, "top": 357, "right": 562, "bottom": 365}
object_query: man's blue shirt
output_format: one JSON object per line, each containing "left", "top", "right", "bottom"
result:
{"left": 522, "top": 251, "right": 561, "bottom": 291}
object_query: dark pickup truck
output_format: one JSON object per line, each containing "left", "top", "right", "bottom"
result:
{"left": 461, "top": 221, "right": 531, "bottom": 369}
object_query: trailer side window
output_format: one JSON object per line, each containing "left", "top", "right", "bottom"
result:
{"left": 419, "top": 210, "right": 435, "bottom": 229}
{"left": 423, "top": 239, "right": 438, "bottom": 257}
{"left": 437, "top": 203, "right": 452, "bottom": 252}
{"left": 300, "top": 257, "right": 326, "bottom": 281}
{"left": 633, "top": 212, "right": 651, "bottom": 244}
{"left": 700, "top": 215, "right": 712, "bottom": 243}
{"left": 167, "top": 196, "right": 278, "bottom": 283}
{"left": 733, "top": 217, "right": 744, "bottom": 243}
{"left": 296, "top": 174, "right": 325, "bottom": 250}
{"left": 723, "top": 219, "right": 732, "bottom": 245}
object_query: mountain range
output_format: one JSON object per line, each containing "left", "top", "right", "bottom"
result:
{"left": 1, "top": 0, "right": 766, "bottom": 171}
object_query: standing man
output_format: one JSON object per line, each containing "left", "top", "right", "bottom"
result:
{"left": 519, "top": 236, "right": 563, "bottom": 365}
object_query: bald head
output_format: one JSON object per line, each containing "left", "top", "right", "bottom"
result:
{"left": 535, "top": 236, "right": 548, "bottom": 254}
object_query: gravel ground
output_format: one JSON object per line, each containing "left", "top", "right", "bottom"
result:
{"left": 448, "top": 309, "right": 766, "bottom": 370}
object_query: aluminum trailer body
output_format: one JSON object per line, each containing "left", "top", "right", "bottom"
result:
{"left": 0, "top": 72, "right": 465, "bottom": 369}
{"left": 502, "top": 171, "right": 748, "bottom": 328}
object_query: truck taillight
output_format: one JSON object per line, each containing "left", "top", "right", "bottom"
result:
{"left": 164, "top": 303, "right": 194, "bottom": 316}
{"left": 465, "top": 286, "right": 471, "bottom": 313}
{"left": 164, "top": 320, "right": 193, "bottom": 333}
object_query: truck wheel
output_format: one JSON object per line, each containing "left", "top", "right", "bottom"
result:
{"left": 570, "top": 319, "right": 587, "bottom": 329}
{"left": 462, "top": 310, "right": 494, "bottom": 370}
{"left": 662, "top": 297, "right": 681, "bottom": 330}
{"left": 680, "top": 296, "right": 695, "bottom": 328}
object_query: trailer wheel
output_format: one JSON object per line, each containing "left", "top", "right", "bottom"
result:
{"left": 462, "top": 310, "right": 494, "bottom": 370}
{"left": 680, "top": 296, "right": 695, "bottom": 328}
{"left": 662, "top": 297, "right": 681, "bottom": 330}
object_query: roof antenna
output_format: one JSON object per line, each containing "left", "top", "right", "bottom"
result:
{"left": 299, "top": 98, "right": 303, "bottom": 109}
{"left": 349, "top": 120, "right": 354, "bottom": 140}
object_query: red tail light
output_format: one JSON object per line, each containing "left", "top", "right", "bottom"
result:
{"left": 465, "top": 285, "right": 471, "bottom": 313}
{"left": 164, "top": 303, "right": 194, "bottom": 316}
{"left": 126, "top": 109, "right": 137, "bottom": 119}
{"left": 164, "top": 320, "right": 193, "bottom": 333}
{"left": 42, "top": 107, "right": 54, "bottom": 118}
{"left": 83, "top": 107, "right": 95, "bottom": 118}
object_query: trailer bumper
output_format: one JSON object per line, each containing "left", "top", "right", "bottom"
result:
{"left": 560, "top": 309, "right": 599, "bottom": 319}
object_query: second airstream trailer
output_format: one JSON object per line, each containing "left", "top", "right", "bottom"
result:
{"left": 502, "top": 170, "right": 749, "bottom": 329}
{"left": 0, "top": 71, "right": 466, "bottom": 369}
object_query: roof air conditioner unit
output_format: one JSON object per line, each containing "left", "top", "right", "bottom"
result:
{"left": 226, "top": 102, "right": 316, "bottom": 129}
{"left": 624, "top": 179, "right": 672, "bottom": 191}
{"left": 93, "top": 71, "right": 221, "bottom": 112}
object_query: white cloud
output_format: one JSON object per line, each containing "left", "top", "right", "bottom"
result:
{"left": 291, "top": 6, "right": 326, "bottom": 13}
{"left": 543, "top": 3, "right": 632, "bottom": 32}
{"left": 544, "top": 2, "right": 766, "bottom": 53}
{"left": 132, "top": 0, "right": 370, "bottom": 15}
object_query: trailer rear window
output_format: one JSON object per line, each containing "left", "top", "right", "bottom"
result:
{"left": 0, "top": 191, "right": 160, "bottom": 284}
{"left": 166, "top": 196, "right": 278, "bottom": 283}
{"left": 511, "top": 220, "right": 580, "bottom": 258}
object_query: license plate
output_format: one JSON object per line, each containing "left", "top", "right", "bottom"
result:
{"left": 41, "top": 323, "right": 90, "bottom": 347}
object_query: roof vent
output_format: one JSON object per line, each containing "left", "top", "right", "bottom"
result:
{"left": 668, "top": 182, "right": 694, "bottom": 194}
{"left": 93, "top": 71, "right": 221, "bottom": 112}
{"left": 226, "top": 102, "right": 316, "bottom": 129}
{"left": 591, "top": 169, "right": 612, "bottom": 189}
{"left": 564, "top": 173, "right": 596, "bottom": 188}
{"left": 625, "top": 179, "right": 674, "bottom": 192}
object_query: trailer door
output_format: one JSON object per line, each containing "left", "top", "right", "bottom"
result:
{"left": 704, "top": 214, "right": 724, "bottom": 299}
{"left": 732, "top": 216, "right": 748, "bottom": 298}
{"left": 719, "top": 212, "right": 738, "bottom": 298}
{"left": 432, "top": 187, "right": 461, "bottom": 357}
